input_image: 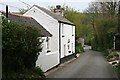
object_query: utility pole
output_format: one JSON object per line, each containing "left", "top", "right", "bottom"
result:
{"left": 118, "top": 1, "right": 120, "bottom": 33}
{"left": 6, "top": 5, "right": 8, "bottom": 18}
{"left": 115, "top": 1, "right": 120, "bottom": 51}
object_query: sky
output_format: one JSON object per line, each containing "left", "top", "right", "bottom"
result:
{"left": 0, "top": 0, "right": 95, "bottom": 12}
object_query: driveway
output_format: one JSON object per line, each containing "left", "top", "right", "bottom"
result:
{"left": 46, "top": 47, "right": 118, "bottom": 78}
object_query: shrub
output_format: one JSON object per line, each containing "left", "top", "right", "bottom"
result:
{"left": 114, "top": 63, "right": 120, "bottom": 79}
{"left": 75, "top": 37, "right": 84, "bottom": 53}
{"left": 106, "top": 49, "right": 119, "bottom": 61}
{"left": 75, "top": 44, "right": 84, "bottom": 53}
{"left": 2, "top": 17, "right": 43, "bottom": 78}
{"left": 34, "top": 66, "right": 45, "bottom": 78}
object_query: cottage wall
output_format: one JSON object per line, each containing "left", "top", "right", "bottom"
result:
{"left": 60, "top": 23, "right": 75, "bottom": 58}
{"left": 24, "top": 6, "right": 60, "bottom": 72}
{"left": 23, "top": 6, "right": 75, "bottom": 72}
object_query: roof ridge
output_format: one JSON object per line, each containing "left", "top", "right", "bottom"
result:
{"left": 34, "top": 5, "right": 63, "bottom": 17}
{"left": 33, "top": 5, "right": 74, "bottom": 25}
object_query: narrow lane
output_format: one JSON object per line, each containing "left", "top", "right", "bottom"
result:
{"left": 47, "top": 48, "right": 118, "bottom": 78}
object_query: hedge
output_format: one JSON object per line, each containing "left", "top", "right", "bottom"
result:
{"left": 2, "top": 16, "right": 44, "bottom": 79}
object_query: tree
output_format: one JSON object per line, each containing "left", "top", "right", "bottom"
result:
{"left": 86, "top": 0, "right": 119, "bottom": 51}
{"left": 19, "top": 9, "right": 28, "bottom": 14}
{"left": 63, "top": 6, "right": 93, "bottom": 45}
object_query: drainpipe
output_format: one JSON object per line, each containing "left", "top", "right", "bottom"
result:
{"left": 59, "top": 22, "right": 61, "bottom": 63}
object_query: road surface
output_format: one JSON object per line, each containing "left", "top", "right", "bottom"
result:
{"left": 46, "top": 46, "right": 118, "bottom": 78}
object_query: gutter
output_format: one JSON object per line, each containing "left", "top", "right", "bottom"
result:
{"left": 58, "top": 21, "right": 75, "bottom": 26}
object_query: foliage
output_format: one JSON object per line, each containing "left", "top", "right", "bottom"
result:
{"left": 75, "top": 37, "right": 84, "bottom": 53}
{"left": 2, "top": 17, "right": 43, "bottom": 79}
{"left": 34, "top": 66, "right": 45, "bottom": 77}
{"left": 114, "top": 63, "right": 120, "bottom": 80}
{"left": 91, "top": 15, "right": 117, "bottom": 51}
{"left": 2, "top": 67, "right": 45, "bottom": 79}
{"left": 75, "top": 44, "right": 84, "bottom": 53}
{"left": 19, "top": 9, "right": 28, "bottom": 14}
{"left": 106, "top": 49, "right": 119, "bottom": 61}
{"left": 64, "top": 7, "right": 93, "bottom": 39}
{"left": 86, "top": 1, "right": 119, "bottom": 52}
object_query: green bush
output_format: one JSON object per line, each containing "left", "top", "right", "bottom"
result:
{"left": 34, "top": 66, "right": 45, "bottom": 78}
{"left": 75, "top": 37, "right": 84, "bottom": 53}
{"left": 2, "top": 17, "right": 43, "bottom": 78}
{"left": 75, "top": 44, "right": 84, "bottom": 53}
{"left": 114, "top": 63, "right": 120, "bottom": 80}
{"left": 106, "top": 49, "right": 119, "bottom": 61}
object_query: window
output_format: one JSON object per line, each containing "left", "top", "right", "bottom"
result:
{"left": 46, "top": 37, "right": 51, "bottom": 53}
{"left": 72, "top": 26, "right": 74, "bottom": 36}
{"left": 46, "top": 37, "right": 49, "bottom": 49}
{"left": 62, "top": 24, "right": 64, "bottom": 36}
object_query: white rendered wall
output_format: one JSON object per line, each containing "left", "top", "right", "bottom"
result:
{"left": 61, "top": 23, "right": 75, "bottom": 58}
{"left": 24, "top": 6, "right": 60, "bottom": 72}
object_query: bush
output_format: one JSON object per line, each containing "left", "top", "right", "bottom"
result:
{"left": 75, "top": 44, "right": 84, "bottom": 53}
{"left": 75, "top": 37, "right": 84, "bottom": 53}
{"left": 114, "top": 63, "right": 120, "bottom": 79}
{"left": 106, "top": 49, "right": 119, "bottom": 61}
{"left": 91, "top": 29, "right": 115, "bottom": 53}
{"left": 34, "top": 66, "right": 45, "bottom": 78}
{"left": 2, "top": 17, "right": 43, "bottom": 78}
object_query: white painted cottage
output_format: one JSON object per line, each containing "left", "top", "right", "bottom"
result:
{"left": 23, "top": 5, "right": 75, "bottom": 72}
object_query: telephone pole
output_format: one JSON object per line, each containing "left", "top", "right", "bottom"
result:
{"left": 118, "top": 1, "right": 120, "bottom": 33}
{"left": 6, "top": 5, "right": 8, "bottom": 18}
{"left": 115, "top": 1, "right": 120, "bottom": 51}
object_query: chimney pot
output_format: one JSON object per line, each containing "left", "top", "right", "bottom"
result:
{"left": 54, "top": 5, "right": 64, "bottom": 16}
{"left": 56, "top": 5, "right": 61, "bottom": 9}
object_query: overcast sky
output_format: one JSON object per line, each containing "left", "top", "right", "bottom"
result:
{"left": 0, "top": 0, "right": 96, "bottom": 12}
{"left": 0, "top": 0, "right": 119, "bottom": 12}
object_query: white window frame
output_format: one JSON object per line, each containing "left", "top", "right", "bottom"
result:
{"left": 46, "top": 37, "right": 51, "bottom": 53}
{"left": 62, "top": 23, "right": 65, "bottom": 37}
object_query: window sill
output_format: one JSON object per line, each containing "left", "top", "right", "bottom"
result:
{"left": 62, "top": 35, "right": 65, "bottom": 37}
{"left": 47, "top": 50, "right": 51, "bottom": 53}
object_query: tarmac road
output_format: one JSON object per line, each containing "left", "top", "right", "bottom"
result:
{"left": 47, "top": 48, "right": 118, "bottom": 78}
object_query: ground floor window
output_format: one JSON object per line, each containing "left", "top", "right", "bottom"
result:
{"left": 46, "top": 37, "right": 51, "bottom": 53}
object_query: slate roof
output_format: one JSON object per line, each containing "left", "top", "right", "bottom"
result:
{"left": 34, "top": 5, "right": 75, "bottom": 26}
{"left": 1, "top": 11, "right": 52, "bottom": 37}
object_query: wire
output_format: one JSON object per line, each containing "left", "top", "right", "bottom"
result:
{"left": 18, "top": 0, "right": 31, "bottom": 8}
{"left": 0, "top": 3, "right": 22, "bottom": 9}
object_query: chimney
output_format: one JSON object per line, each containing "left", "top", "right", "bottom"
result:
{"left": 6, "top": 5, "right": 8, "bottom": 18}
{"left": 54, "top": 5, "right": 64, "bottom": 16}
